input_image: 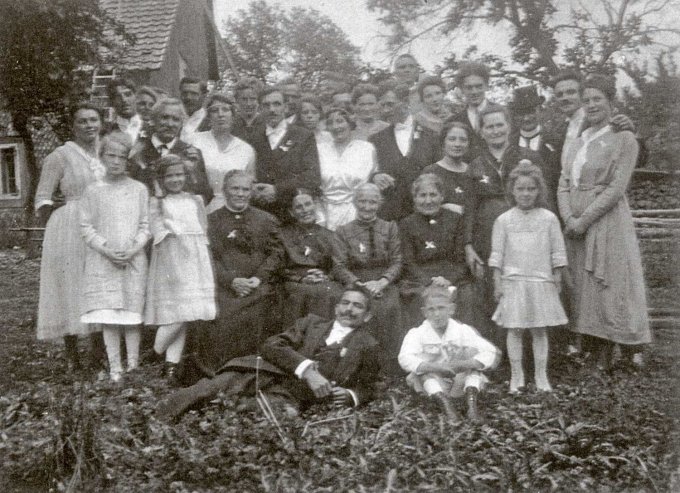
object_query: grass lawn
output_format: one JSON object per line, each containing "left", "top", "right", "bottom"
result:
{"left": 0, "top": 247, "right": 678, "bottom": 492}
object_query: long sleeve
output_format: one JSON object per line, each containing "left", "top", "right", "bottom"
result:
{"left": 188, "top": 148, "right": 214, "bottom": 206}
{"left": 463, "top": 171, "right": 481, "bottom": 246}
{"left": 548, "top": 212, "right": 568, "bottom": 268}
{"left": 398, "top": 328, "right": 428, "bottom": 374}
{"left": 331, "top": 229, "right": 360, "bottom": 286}
{"left": 573, "top": 133, "right": 638, "bottom": 231}
{"left": 276, "top": 132, "right": 321, "bottom": 193}
{"left": 399, "top": 221, "right": 427, "bottom": 285}
{"left": 381, "top": 220, "right": 402, "bottom": 283}
{"left": 149, "top": 197, "right": 171, "bottom": 245}
{"left": 557, "top": 165, "right": 573, "bottom": 223}
{"left": 487, "top": 214, "right": 505, "bottom": 269}
{"left": 34, "top": 150, "right": 64, "bottom": 210}
{"left": 260, "top": 315, "right": 315, "bottom": 373}
{"left": 80, "top": 186, "right": 107, "bottom": 253}
{"left": 254, "top": 223, "right": 284, "bottom": 282}
{"left": 133, "top": 186, "right": 151, "bottom": 249}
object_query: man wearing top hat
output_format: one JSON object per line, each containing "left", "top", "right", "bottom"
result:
{"left": 508, "top": 86, "right": 561, "bottom": 213}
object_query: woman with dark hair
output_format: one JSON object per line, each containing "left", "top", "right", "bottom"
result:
{"left": 558, "top": 74, "right": 650, "bottom": 370}
{"left": 463, "top": 106, "right": 544, "bottom": 344}
{"left": 188, "top": 93, "right": 256, "bottom": 213}
{"left": 277, "top": 187, "right": 343, "bottom": 327}
{"left": 415, "top": 76, "right": 452, "bottom": 134}
{"left": 351, "top": 83, "right": 389, "bottom": 140}
{"left": 422, "top": 120, "right": 475, "bottom": 215}
{"left": 34, "top": 102, "right": 107, "bottom": 370}
{"left": 317, "top": 108, "right": 377, "bottom": 231}
{"left": 399, "top": 173, "right": 471, "bottom": 328}
{"left": 296, "top": 95, "right": 331, "bottom": 145}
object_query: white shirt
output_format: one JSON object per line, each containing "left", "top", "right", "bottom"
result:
{"left": 398, "top": 319, "right": 500, "bottom": 374}
{"left": 467, "top": 99, "right": 489, "bottom": 132}
{"left": 189, "top": 131, "right": 256, "bottom": 213}
{"left": 561, "top": 107, "right": 586, "bottom": 168}
{"left": 266, "top": 118, "right": 289, "bottom": 150}
{"left": 115, "top": 114, "right": 143, "bottom": 143}
{"left": 151, "top": 135, "right": 177, "bottom": 157}
{"left": 180, "top": 107, "right": 207, "bottom": 142}
{"left": 394, "top": 114, "right": 414, "bottom": 156}
{"left": 519, "top": 125, "right": 542, "bottom": 152}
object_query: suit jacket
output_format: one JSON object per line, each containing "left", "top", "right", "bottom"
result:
{"left": 259, "top": 314, "right": 381, "bottom": 405}
{"left": 249, "top": 123, "right": 321, "bottom": 216}
{"left": 369, "top": 122, "right": 441, "bottom": 221}
{"left": 231, "top": 113, "right": 266, "bottom": 147}
{"left": 128, "top": 136, "right": 213, "bottom": 204}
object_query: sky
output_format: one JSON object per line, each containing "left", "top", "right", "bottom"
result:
{"left": 213, "top": 0, "right": 513, "bottom": 72}
{"left": 213, "top": 0, "right": 679, "bottom": 80}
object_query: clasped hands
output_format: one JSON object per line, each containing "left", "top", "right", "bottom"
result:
{"left": 231, "top": 276, "right": 261, "bottom": 297}
{"left": 252, "top": 183, "right": 276, "bottom": 203}
{"left": 356, "top": 277, "right": 389, "bottom": 298}
{"left": 102, "top": 246, "right": 142, "bottom": 268}
{"left": 301, "top": 269, "right": 329, "bottom": 284}
{"left": 417, "top": 360, "right": 473, "bottom": 378}
{"left": 302, "top": 367, "right": 352, "bottom": 406}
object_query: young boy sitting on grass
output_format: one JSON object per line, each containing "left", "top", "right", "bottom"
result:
{"left": 398, "top": 285, "right": 500, "bottom": 422}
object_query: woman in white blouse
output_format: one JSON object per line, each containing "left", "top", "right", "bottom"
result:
{"left": 188, "top": 93, "right": 256, "bottom": 213}
{"left": 316, "top": 108, "right": 377, "bottom": 230}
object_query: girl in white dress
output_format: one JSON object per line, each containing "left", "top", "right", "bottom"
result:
{"left": 80, "top": 135, "right": 150, "bottom": 382}
{"left": 488, "top": 161, "right": 568, "bottom": 393}
{"left": 316, "top": 108, "right": 377, "bottom": 230}
{"left": 145, "top": 155, "right": 216, "bottom": 381}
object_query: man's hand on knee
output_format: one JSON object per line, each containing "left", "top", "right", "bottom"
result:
{"left": 302, "top": 367, "right": 332, "bottom": 398}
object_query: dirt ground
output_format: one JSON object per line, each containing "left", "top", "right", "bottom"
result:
{"left": 0, "top": 247, "right": 678, "bottom": 492}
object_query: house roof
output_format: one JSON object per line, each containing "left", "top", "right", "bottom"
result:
{"left": 100, "top": 0, "right": 181, "bottom": 71}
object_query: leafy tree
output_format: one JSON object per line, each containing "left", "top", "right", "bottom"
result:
{"left": 367, "top": 0, "right": 680, "bottom": 84}
{"left": 0, "top": 0, "right": 128, "bottom": 212}
{"left": 223, "top": 0, "right": 361, "bottom": 87}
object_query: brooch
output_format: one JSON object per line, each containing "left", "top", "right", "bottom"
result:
{"left": 425, "top": 241, "right": 436, "bottom": 249}
{"left": 413, "top": 127, "right": 421, "bottom": 140}
{"left": 340, "top": 347, "right": 347, "bottom": 357}
{"left": 359, "top": 242, "right": 366, "bottom": 253}
{"left": 279, "top": 140, "right": 294, "bottom": 152}
{"left": 304, "top": 245, "right": 311, "bottom": 256}
{"left": 480, "top": 175, "right": 490, "bottom": 184}
{"left": 429, "top": 218, "right": 437, "bottom": 225}
{"left": 455, "top": 186, "right": 463, "bottom": 194}
{"left": 227, "top": 230, "right": 237, "bottom": 239}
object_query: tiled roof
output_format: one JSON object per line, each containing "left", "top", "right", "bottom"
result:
{"left": 100, "top": 0, "right": 180, "bottom": 71}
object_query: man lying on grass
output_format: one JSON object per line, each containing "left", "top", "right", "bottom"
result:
{"left": 157, "top": 289, "right": 380, "bottom": 419}
{"left": 398, "top": 285, "right": 500, "bottom": 422}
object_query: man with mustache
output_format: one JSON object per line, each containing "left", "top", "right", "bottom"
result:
{"left": 157, "top": 289, "right": 381, "bottom": 419}
{"left": 128, "top": 97, "right": 212, "bottom": 204}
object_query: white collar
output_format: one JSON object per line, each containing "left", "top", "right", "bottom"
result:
{"left": 326, "top": 320, "right": 354, "bottom": 345}
{"left": 151, "top": 134, "right": 177, "bottom": 151}
{"left": 266, "top": 118, "right": 288, "bottom": 136}
{"left": 519, "top": 124, "right": 542, "bottom": 139}
{"left": 394, "top": 114, "right": 414, "bottom": 131}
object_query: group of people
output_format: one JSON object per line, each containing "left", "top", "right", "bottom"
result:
{"left": 34, "top": 54, "right": 651, "bottom": 422}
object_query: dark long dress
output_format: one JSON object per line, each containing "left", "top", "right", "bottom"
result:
{"left": 399, "top": 209, "right": 473, "bottom": 329}
{"left": 333, "top": 219, "right": 403, "bottom": 372}
{"left": 421, "top": 163, "right": 474, "bottom": 214}
{"left": 278, "top": 223, "right": 343, "bottom": 327}
{"left": 188, "top": 206, "right": 282, "bottom": 376}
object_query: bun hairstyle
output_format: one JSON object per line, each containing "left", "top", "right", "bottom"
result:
{"left": 421, "top": 284, "right": 457, "bottom": 305}
{"left": 505, "top": 160, "right": 548, "bottom": 208}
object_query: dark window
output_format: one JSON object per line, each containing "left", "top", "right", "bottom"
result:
{"left": 1, "top": 146, "right": 18, "bottom": 195}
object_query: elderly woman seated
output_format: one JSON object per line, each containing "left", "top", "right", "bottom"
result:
{"left": 185, "top": 169, "right": 282, "bottom": 380}
{"left": 399, "top": 173, "right": 473, "bottom": 328}
{"left": 277, "top": 186, "right": 343, "bottom": 327}
{"left": 333, "top": 183, "right": 403, "bottom": 373}
{"left": 399, "top": 285, "right": 500, "bottom": 423}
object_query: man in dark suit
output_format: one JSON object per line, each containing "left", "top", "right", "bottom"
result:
{"left": 508, "top": 85, "right": 561, "bottom": 212}
{"left": 249, "top": 86, "right": 320, "bottom": 217}
{"left": 157, "top": 289, "right": 381, "bottom": 419}
{"left": 231, "top": 77, "right": 266, "bottom": 146}
{"left": 128, "top": 97, "right": 212, "bottom": 204}
{"left": 179, "top": 76, "right": 211, "bottom": 142}
{"left": 370, "top": 83, "right": 441, "bottom": 221}
{"left": 450, "top": 62, "right": 504, "bottom": 161}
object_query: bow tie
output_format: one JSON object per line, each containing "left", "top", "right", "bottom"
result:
{"left": 265, "top": 126, "right": 278, "bottom": 136}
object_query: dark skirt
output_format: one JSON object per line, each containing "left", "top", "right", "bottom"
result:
{"left": 282, "top": 280, "right": 344, "bottom": 329}
{"left": 186, "top": 284, "right": 280, "bottom": 379}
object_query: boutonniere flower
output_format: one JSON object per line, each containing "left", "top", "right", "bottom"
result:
{"left": 227, "top": 229, "right": 237, "bottom": 239}
{"left": 480, "top": 174, "right": 490, "bottom": 184}
{"left": 279, "top": 140, "right": 294, "bottom": 152}
{"left": 455, "top": 186, "right": 463, "bottom": 194}
{"left": 304, "top": 245, "right": 311, "bottom": 256}
{"left": 359, "top": 242, "right": 366, "bottom": 253}
{"left": 340, "top": 347, "right": 348, "bottom": 357}
{"left": 425, "top": 241, "right": 436, "bottom": 249}
{"left": 413, "top": 126, "right": 422, "bottom": 140}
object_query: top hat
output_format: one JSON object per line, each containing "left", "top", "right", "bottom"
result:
{"left": 508, "top": 86, "right": 545, "bottom": 115}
